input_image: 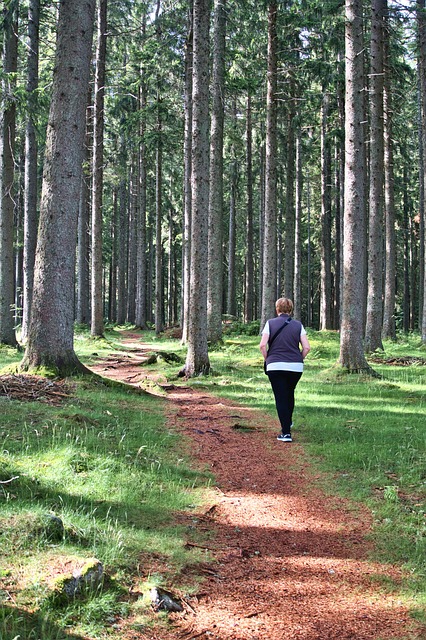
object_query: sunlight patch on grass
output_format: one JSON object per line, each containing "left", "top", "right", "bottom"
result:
{"left": 0, "top": 348, "right": 211, "bottom": 639}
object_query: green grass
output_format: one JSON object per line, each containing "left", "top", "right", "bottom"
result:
{"left": 159, "top": 327, "right": 426, "bottom": 622}
{"left": 1, "top": 327, "right": 426, "bottom": 637}
{"left": 0, "top": 336, "right": 211, "bottom": 639}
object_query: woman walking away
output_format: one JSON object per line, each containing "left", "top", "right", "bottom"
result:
{"left": 259, "top": 298, "right": 310, "bottom": 442}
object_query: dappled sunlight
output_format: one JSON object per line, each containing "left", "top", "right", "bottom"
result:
{"left": 160, "top": 377, "right": 424, "bottom": 640}
{"left": 179, "top": 548, "right": 411, "bottom": 640}
{"left": 300, "top": 395, "right": 425, "bottom": 417}
{"left": 219, "top": 490, "right": 345, "bottom": 534}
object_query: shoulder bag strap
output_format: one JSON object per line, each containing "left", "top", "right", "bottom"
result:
{"left": 268, "top": 317, "right": 292, "bottom": 350}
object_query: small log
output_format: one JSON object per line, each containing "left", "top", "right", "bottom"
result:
{"left": 0, "top": 476, "right": 19, "bottom": 484}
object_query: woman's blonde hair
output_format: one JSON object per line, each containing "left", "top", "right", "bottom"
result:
{"left": 275, "top": 297, "right": 293, "bottom": 315}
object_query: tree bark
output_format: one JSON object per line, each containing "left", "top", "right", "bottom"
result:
{"left": 147, "top": 208, "right": 154, "bottom": 324}
{"left": 293, "top": 134, "right": 303, "bottom": 320}
{"left": 365, "top": 0, "right": 385, "bottom": 352}
{"left": 135, "top": 158, "right": 147, "bottom": 328}
{"left": 418, "top": 0, "right": 426, "bottom": 343}
{"left": 127, "top": 162, "right": 138, "bottom": 323}
{"left": 260, "top": 2, "right": 278, "bottom": 330}
{"left": 184, "top": 0, "right": 211, "bottom": 376}
{"left": 168, "top": 207, "right": 176, "bottom": 325}
{"left": 207, "top": 0, "right": 226, "bottom": 342}
{"left": 22, "top": 0, "right": 40, "bottom": 342}
{"left": 0, "top": 1, "right": 18, "bottom": 346}
{"left": 334, "top": 138, "right": 343, "bottom": 330}
{"left": 333, "top": 51, "right": 345, "bottom": 332}
{"left": 244, "top": 92, "right": 255, "bottom": 323}
{"left": 306, "top": 169, "right": 312, "bottom": 327}
{"left": 283, "top": 90, "right": 296, "bottom": 300}
{"left": 320, "top": 92, "right": 333, "bottom": 330}
{"left": 109, "top": 188, "right": 118, "bottom": 321}
{"left": 181, "top": 3, "right": 193, "bottom": 343}
{"left": 339, "top": 0, "right": 370, "bottom": 371}
{"left": 403, "top": 164, "right": 411, "bottom": 333}
{"left": 22, "top": 0, "right": 95, "bottom": 374}
{"left": 91, "top": 0, "right": 107, "bottom": 337}
{"left": 382, "top": 8, "right": 396, "bottom": 341}
{"left": 116, "top": 172, "right": 127, "bottom": 325}
{"left": 76, "top": 95, "right": 91, "bottom": 326}
{"left": 258, "top": 132, "right": 265, "bottom": 317}
{"left": 135, "top": 144, "right": 147, "bottom": 328}
{"left": 227, "top": 154, "right": 237, "bottom": 317}
{"left": 419, "top": 105, "right": 425, "bottom": 333}
{"left": 15, "top": 191, "right": 24, "bottom": 329}
{"left": 155, "top": 0, "right": 163, "bottom": 335}
{"left": 135, "top": 17, "right": 148, "bottom": 330}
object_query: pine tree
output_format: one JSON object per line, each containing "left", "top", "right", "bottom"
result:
{"left": 22, "top": 0, "right": 96, "bottom": 374}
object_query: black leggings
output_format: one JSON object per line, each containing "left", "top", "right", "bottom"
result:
{"left": 267, "top": 370, "right": 302, "bottom": 433}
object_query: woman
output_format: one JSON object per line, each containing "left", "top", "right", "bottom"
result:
{"left": 259, "top": 298, "right": 310, "bottom": 442}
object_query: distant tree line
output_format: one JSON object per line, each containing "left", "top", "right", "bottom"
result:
{"left": 0, "top": 0, "right": 425, "bottom": 376}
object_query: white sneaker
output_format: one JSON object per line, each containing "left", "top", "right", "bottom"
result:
{"left": 277, "top": 433, "right": 292, "bottom": 442}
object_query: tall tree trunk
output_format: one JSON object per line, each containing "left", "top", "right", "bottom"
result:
{"left": 382, "top": 10, "right": 396, "bottom": 341}
{"left": 15, "top": 188, "right": 23, "bottom": 328}
{"left": 306, "top": 168, "right": 312, "bottom": 326}
{"left": 91, "top": 0, "right": 107, "bottom": 337}
{"left": 365, "top": 0, "right": 385, "bottom": 352}
{"left": 277, "top": 203, "right": 283, "bottom": 298}
{"left": 182, "top": 4, "right": 193, "bottom": 343}
{"left": 227, "top": 155, "right": 237, "bottom": 317}
{"left": 339, "top": 0, "right": 370, "bottom": 371}
{"left": 320, "top": 92, "right": 333, "bottom": 330}
{"left": 419, "top": 82, "right": 425, "bottom": 333}
{"left": 109, "top": 188, "right": 118, "bottom": 321}
{"left": 76, "top": 96, "right": 91, "bottom": 326}
{"left": 260, "top": 2, "right": 278, "bottom": 330}
{"left": 336, "top": 58, "right": 345, "bottom": 330}
{"left": 155, "top": 0, "right": 163, "bottom": 335}
{"left": 127, "top": 162, "right": 138, "bottom": 323}
{"left": 22, "top": 0, "right": 40, "bottom": 342}
{"left": 22, "top": 0, "right": 95, "bottom": 374}
{"left": 155, "top": 134, "right": 163, "bottom": 334}
{"left": 116, "top": 174, "right": 127, "bottom": 325}
{"left": 168, "top": 207, "right": 175, "bottom": 325}
{"left": 334, "top": 138, "right": 342, "bottom": 329}
{"left": 258, "top": 133, "right": 265, "bottom": 316}
{"left": 207, "top": 0, "right": 226, "bottom": 342}
{"left": 418, "top": 0, "right": 426, "bottom": 343}
{"left": 293, "top": 134, "right": 302, "bottom": 320}
{"left": 135, "top": 148, "right": 147, "bottom": 328}
{"left": 283, "top": 89, "right": 295, "bottom": 300}
{"left": 244, "top": 92, "right": 254, "bottom": 323}
{"left": 135, "top": 21, "right": 147, "bottom": 329}
{"left": 183, "top": 0, "right": 211, "bottom": 376}
{"left": 147, "top": 207, "right": 154, "bottom": 323}
{"left": 410, "top": 216, "right": 417, "bottom": 330}
{"left": 0, "top": 1, "right": 18, "bottom": 346}
{"left": 403, "top": 164, "right": 411, "bottom": 332}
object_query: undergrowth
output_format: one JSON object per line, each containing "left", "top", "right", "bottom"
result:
{"left": 0, "top": 336, "right": 211, "bottom": 639}
{"left": 160, "top": 327, "right": 426, "bottom": 623}
{"left": 1, "top": 326, "right": 425, "bottom": 636}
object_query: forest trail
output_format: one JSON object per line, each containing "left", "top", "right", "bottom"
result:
{"left": 90, "top": 332, "right": 422, "bottom": 640}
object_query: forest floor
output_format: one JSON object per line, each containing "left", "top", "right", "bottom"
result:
{"left": 89, "top": 332, "right": 423, "bottom": 640}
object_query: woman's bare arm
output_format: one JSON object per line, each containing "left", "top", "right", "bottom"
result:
{"left": 300, "top": 334, "right": 310, "bottom": 360}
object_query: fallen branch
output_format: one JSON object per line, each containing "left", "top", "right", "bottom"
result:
{"left": 184, "top": 541, "right": 219, "bottom": 552}
{"left": 0, "top": 476, "right": 19, "bottom": 484}
{"left": 0, "top": 374, "right": 73, "bottom": 405}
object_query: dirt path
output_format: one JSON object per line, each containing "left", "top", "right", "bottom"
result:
{"left": 90, "top": 334, "right": 422, "bottom": 640}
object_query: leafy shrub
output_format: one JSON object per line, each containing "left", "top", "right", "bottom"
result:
{"left": 223, "top": 320, "right": 260, "bottom": 336}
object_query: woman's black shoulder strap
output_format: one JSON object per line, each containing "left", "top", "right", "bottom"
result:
{"left": 268, "top": 317, "right": 292, "bottom": 349}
